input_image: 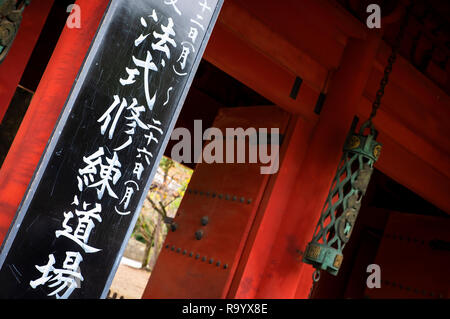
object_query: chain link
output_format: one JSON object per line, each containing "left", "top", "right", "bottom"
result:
{"left": 368, "top": 3, "right": 413, "bottom": 125}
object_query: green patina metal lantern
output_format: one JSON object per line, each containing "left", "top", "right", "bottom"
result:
{"left": 302, "top": 3, "right": 411, "bottom": 283}
{"left": 0, "top": 0, "right": 31, "bottom": 64}
{"left": 302, "top": 119, "right": 381, "bottom": 278}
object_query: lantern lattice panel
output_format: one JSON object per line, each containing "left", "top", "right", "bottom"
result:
{"left": 303, "top": 120, "right": 381, "bottom": 276}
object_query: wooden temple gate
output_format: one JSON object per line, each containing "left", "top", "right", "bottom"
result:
{"left": 0, "top": 0, "right": 448, "bottom": 298}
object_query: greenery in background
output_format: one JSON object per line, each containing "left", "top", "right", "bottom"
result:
{"left": 132, "top": 156, "right": 192, "bottom": 270}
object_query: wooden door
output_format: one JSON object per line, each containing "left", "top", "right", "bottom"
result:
{"left": 143, "top": 106, "right": 289, "bottom": 298}
{"left": 365, "top": 212, "right": 450, "bottom": 299}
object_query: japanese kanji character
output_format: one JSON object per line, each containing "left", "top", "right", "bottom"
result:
{"left": 55, "top": 202, "right": 102, "bottom": 253}
{"left": 173, "top": 42, "right": 193, "bottom": 76}
{"left": 151, "top": 17, "right": 177, "bottom": 60}
{"left": 136, "top": 147, "right": 153, "bottom": 165}
{"left": 98, "top": 96, "right": 150, "bottom": 151}
{"left": 115, "top": 181, "right": 140, "bottom": 215}
{"left": 164, "top": 0, "right": 182, "bottom": 16}
{"left": 30, "top": 252, "right": 84, "bottom": 299}
{"left": 78, "top": 147, "right": 122, "bottom": 200}
{"left": 148, "top": 118, "right": 164, "bottom": 134}
{"left": 190, "top": 14, "right": 205, "bottom": 31}
{"left": 98, "top": 95, "right": 127, "bottom": 139}
{"left": 144, "top": 131, "right": 159, "bottom": 146}
{"left": 131, "top": 51, "right": 158, "bottom": 110}
{"left": 133, "top": 162, "right": 145, "bottom": 180}
{"left": 124, "top": 99, "right": 149, "bottom": 134}
{"left": 199, "top": 0, "right": 212, "bottom": 13}
{"left": 187, "top": 26, "right": 198, "bottom": 44}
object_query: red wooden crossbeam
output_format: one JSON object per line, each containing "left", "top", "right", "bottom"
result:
{"left": 0, "top": 0, "right": 110, "bottom": 243}
{"left": 0, "top": 0, "right": 54, "bottom": 123}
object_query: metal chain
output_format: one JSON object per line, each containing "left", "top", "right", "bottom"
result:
{"left": 368, "top": 3, "right": 413, "bottom": 125}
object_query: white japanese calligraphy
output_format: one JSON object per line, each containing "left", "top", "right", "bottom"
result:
{"left": 151, "top": 17, "right": 177, "bottom": 60}
{"left": 199, "top": 0, "right": 212, "bottom": 13}
{"left": 78, "top": 147, "right": 122, "bottom": 200}
{"left": 133, "top": 162, "right": 145, "bottom": 180}
{"left": 30, "top": 252, "right": 84, "bottom": 299}
{"left": 55, "top": 202, "right": 102, "bottom": 253}
{"left": 164, "top": 0, "right": 182, "bottom": 16}
{"left": 115, "top": 181, "right": 140, "bottom": 215}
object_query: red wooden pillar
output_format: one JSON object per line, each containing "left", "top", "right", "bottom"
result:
{"left": 0, "top": 0, "right": 54, "bottom": 123}
{"left": 250, "top": 31, "right": 383, "bottom": 298}
{"left": 228, "top": 116, "right": 315, "bottom": 298}
{"left": 0, "top": 0, "right": 109, "bottom": 243}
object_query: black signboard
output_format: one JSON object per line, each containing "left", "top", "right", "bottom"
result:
{"left": 0, "top": 0, "right": 222, "bottom": 299}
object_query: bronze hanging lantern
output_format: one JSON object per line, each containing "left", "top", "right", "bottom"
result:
{"left": 0, "top": 0, "right": 31, "bottom": 64}
{"left": 302, "top": 4, "right": 412, "bottom": 282}
{"left": 302, "top": 119, "right": 381, "bottom": 279}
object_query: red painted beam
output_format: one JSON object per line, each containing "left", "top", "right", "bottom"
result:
{"left": 376, "top": 133, "right": 450, "bottom": 214}
{"left": 318, "top": 0, "right": 367, "bottom": 40}
{"left": 366, "top": 58, "right": 450, "bottom": 155}
{"left": 217, "top": 1, "right": 329, "bottom": 92}
{"left": 0, "top": 0, "right": 54, "bottom": 123}
{"left": 211, "top": 0, "right": 450, "bottom": 179}
{"left": 213, "top": 0, "right": 450, "bottom": 176}
{"left": 235, "top": 0, "right": 349, "bottom": 69}
{"left": 358, "top": 97, "right": 450, "bottom": 182}
{"left": 0, "top": 0, "right": 109, "bottom": 244}
{"left": 204, "top": 24, "right": 319, "bottom": 122}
